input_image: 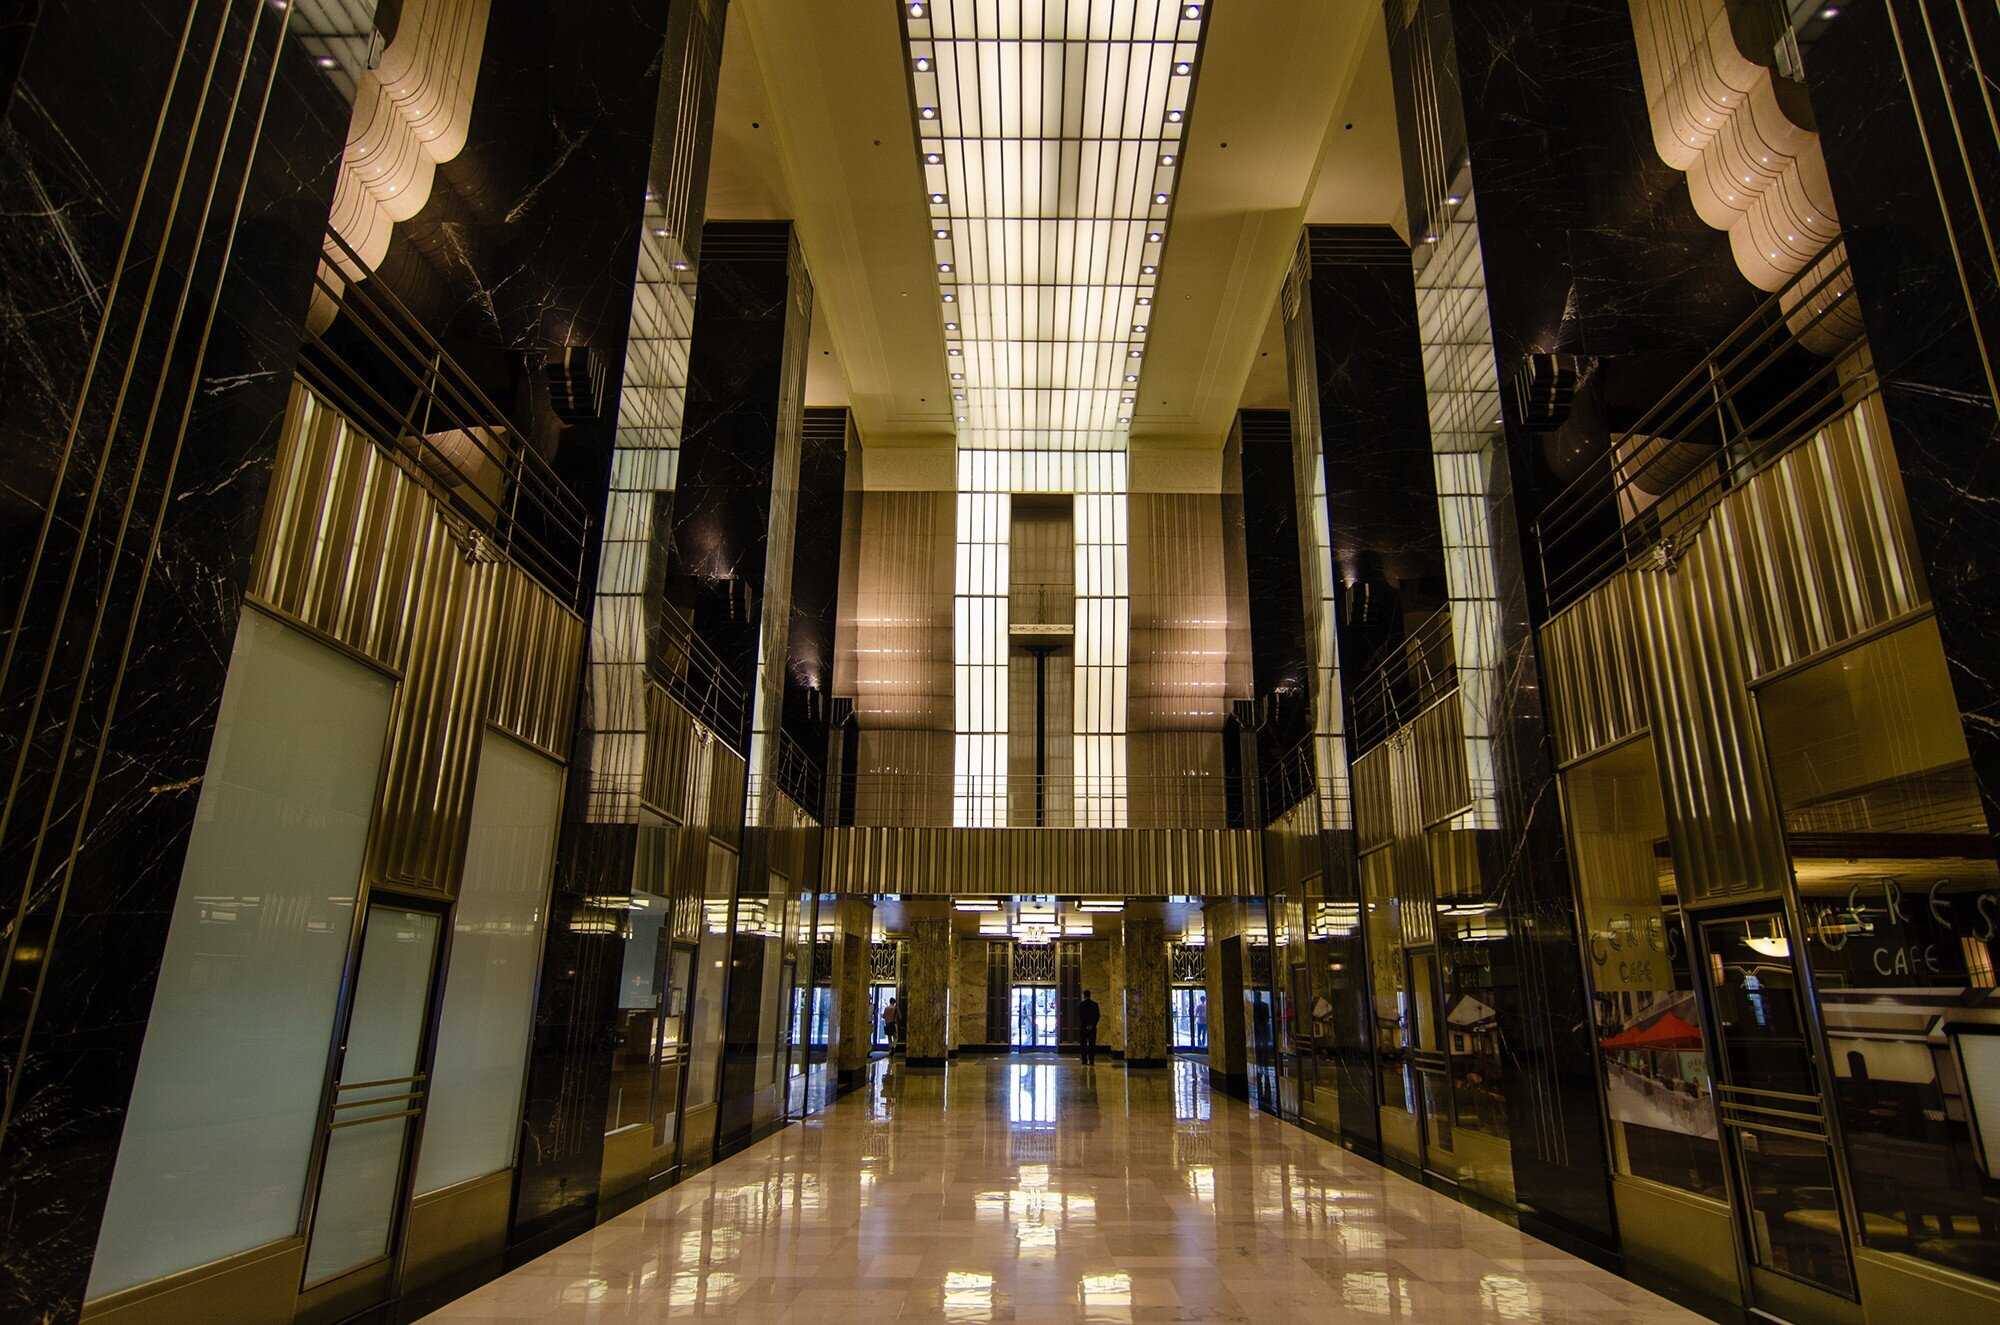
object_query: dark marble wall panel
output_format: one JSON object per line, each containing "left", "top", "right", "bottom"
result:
{"left": 1234, "top": 410, "right": 1311, "bottom": 794}
{"left": 665, "top": 222, "right": 801, "bottom": 727}
{"left": 1303, "top": 226, "right": 1447, "bottom": 674}
{"left": 1799, "top": 3, "right": 2000, "bottom": 853}
{"left": 0, "top": 2, "right": 352, "bottom": 1311}
{"left": 1390, "top": 0, "right": 1760, "bottom": 588}
{"left": 1385, "top": 0, "right": 1661, "bottom": 1253}
{"left": 785, "top": 407, "right": 852, "bottom": 799}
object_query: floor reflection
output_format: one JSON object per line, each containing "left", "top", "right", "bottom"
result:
{"left": 422, "top": 1056, "right": 1700, "bottom": 1323}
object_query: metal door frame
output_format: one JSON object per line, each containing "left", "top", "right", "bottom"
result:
{"left": 1686, "top": 901, "right": 1865, "bottom": 1320}
{"left": 296, "top": 892, "right": 453, "bottom": 1324}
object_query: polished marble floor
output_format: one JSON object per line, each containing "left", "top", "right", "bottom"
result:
{"left": 423, "top": 1057, "right": 1703, "bottom": 1322}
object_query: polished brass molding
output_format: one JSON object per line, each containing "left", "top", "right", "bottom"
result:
{"left": 81, "top": 1236, "right": 304, "bottom": 1325}
{"left": 822, "top": 827, "right": 1262, "bottom": 896}
{"left": 400, "top": 1169, "right": 512, "bottom": 1294}
{"left": 1854, "top": 1244, "right": 2000, "bottom": 1325}
{"left": 1610, "top": 1174, "right": 1743, "bottom": 1308}
{"left": 485, "top": 569, "right": 584, "bottom": 760}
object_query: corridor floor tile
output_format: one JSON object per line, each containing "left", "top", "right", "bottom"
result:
{"left": 419, "top": 1058, "right": 1703, "bottom": 1324}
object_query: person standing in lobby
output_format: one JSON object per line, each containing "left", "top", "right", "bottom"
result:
{"left": 1078, "top": 989, "right": 1101, "bottom": 1065}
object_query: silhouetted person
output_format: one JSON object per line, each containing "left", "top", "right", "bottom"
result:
{"left": 882, "top": 997, "right": 900, "bottom": 1052}
{"left": 1078, "top": 989, "right": 1101, "bottom": 1065}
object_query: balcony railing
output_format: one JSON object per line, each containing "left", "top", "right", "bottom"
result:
{"left": 651, "top": 605, "right": 749, "bottom": 751}
{"left": 828, "top": 771, "right": 1245, "bottom": 830}
{"left": 301, "top": 226, "right": 592, "bottom": 608}
{"left": 1535, "top": 243, "right": 1872, "bottom": 611}
{"left": 1349, "top": 603, "right": 1458, "bottom": 754}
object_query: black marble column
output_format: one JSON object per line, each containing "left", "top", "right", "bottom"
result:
{"left": 1231, "top": 410, "right": 1312, "bottom": 795}
{"left": 1380, "top": 0, "right": 1768, "bottom": 1253}
{"left": 1286, "top": 228, "right": 1456, "bottom": 1157}
{"left": 1796, "top": 3, "right": 2000, "bottom": 852}
{"left": 784, "top": 407, "right": 855, "bottom": 811}
{"left": 667, "top": 221, "right": 813, "bottom": 1154}
{"left": 0, "top": 3, "right": 350, "bottom": 1312}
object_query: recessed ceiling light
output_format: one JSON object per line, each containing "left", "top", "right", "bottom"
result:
{"left": 1174, "top": 62, "right": 1192, "bottom": 75}
{"left": 1118, "top": 416, "right": 1130, "bottom": 424}
{"left": 1141, "top": 264, "right": 1157, "bottom": 274}
{"left": 1122, "top": 395, "right": 1134, "bottom": 404}
{"left": 1161, "top": 152, "right": 1177, "bottom": 165}
{"left": 926, "top": 152, "right": 942, "bottom": 164}
{"left": 1136, "top": 296, "right": 1152, "bottom": 306}
{"left": 1129, "top": 349, "right": 1143, "bottom": 358}
{"left": 1820, "top": 5, "right": 1839, "bottom": 16}
{"left": 921, "top": 106, "right": 938, "bottom": 119}
{"left": 957, "top": 414, "right": 967, "bottom": 422}
{"left": 942, "top": 291, "right": 956, "bottom": 302}
{"left": 1446, "top": 194, "right": 1462, "bottom": 205}
{"left": 914, "top": 56, "right": 931, "bottom": 71}
{"left": 954, "top": 391, "right": 965, "bottom": 400}
{"left": 948, "top": 346, "right": 961, "bottom": 355}
{"left": 1148, "top": 231, "right": 1162, "bottom": 242}
{"left": 1184, "top": 3, "right": 1202, "bottom": 15}
{"left": 1132, "top": 323, "right": 1146, "bottom": 333}
{"left": 653, "top": 227, "right": 668, "bottom": 237}
{"left": 951, "top": 371, "right": 964, "bottom": 380}
{"left": 1125, "top": 373, "right": 1138, "bottom": 382}
{"left": 1166, "top": 109, "right": 1184, "bottom": 123}
{"left": 909, "top": 2, "right": 925, "bottom": 15}
{"left": 944, "top": 320, "right": 958, "bottom": 330}
{"left": 930, "top": 192, "right": 947, "bottom": 203}
{"left": 938, "top": 261, "right": 952, "bottom": 272}
{"left": 1153, "top": 191, "right": 1170, "bottom": 204}
{"left": 1425, "top": 234, "right": 1438, "bottom": 244}
{"left": 934, "top": 227, "right": 949, "bottom": 238}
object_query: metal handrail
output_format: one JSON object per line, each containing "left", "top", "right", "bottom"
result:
{"left": 1534, "top": 242, "right": 1872, "bottom": 611}
{"left": 303, "top": 226, "right": 592, "bottom": 608}
{"left": 649, "top": 607, "right": 749, "bottom": 749}
{"left": 1347, "top": 603, "right": 1458, "bottom": 753}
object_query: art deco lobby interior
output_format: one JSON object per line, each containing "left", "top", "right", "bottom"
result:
{"left": 6, "top": 1, "right": 2000, "bottom": 1322}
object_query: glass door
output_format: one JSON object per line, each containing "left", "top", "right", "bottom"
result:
{"left": 1170, "top": 988, "right": 1208, "bottom": 1051}
{"left": 298, "top": 901, "right": 443, "bottom": 1319}
{"left": 870, "top": 984, "right": 895, "bottom": 1049}
{"left": 1011, "top": 987, "right": 1057, "bottom": 1048}
{"left": 1407, "top": 948, "right": 1458, "bottom": 1182}
{"left": 1694, "top": 910, "right": 1861, "bottom": 1319}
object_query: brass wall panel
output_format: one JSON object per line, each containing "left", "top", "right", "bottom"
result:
{"left": 821, "top": 827, "right": 1262, "bottom": 896}
{"left": 365, "top": 526, "right": 503, "bottom": 895}
{"left": 709, "top": 742, "right": 747, "bottom": 850}
{"left": 1541, "top": 575, "right": 1649, "bottom": 765}
{"left": 1264, "top": 792, "right": 1324, "bottom": 888}
{"left": 1628, "top": 551, "right": 1792, "bottom": 906}
{"left": 251, "top": 381, "right": 428, "bottom": 669}
{"left": 1410, "top": 696, "right": 1470, "bottom": 827}
{"left": 484, "top": 567, "right": 584, "bottom": 759}
{"left": 641, "top": 682, "right": 699, "bottom": 822}
{"left": 1353, "top": 747, "right": 1394, "bottom": 854}
{"left": 1716, "top": 393, "right": 1930, "bottom": 681}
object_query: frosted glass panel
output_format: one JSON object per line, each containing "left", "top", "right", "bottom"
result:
{"left": 413, "top": 734, "right": 561, "bottom": 1194}
{"left": 88, "top": 610, "right": 392, "bottom": 1299}
{"left": 304, "top": 905, "right": 440, "bottom": 1284}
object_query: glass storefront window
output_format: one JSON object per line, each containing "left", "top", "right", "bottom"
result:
{"left": 1565, "top": 736, "right": 1724, "bottom": 1200}
{"left": 1363, "top": 849, "right": 1419, "bottom": 1166}
{"left": 1759, "top": 619, "right": 2000, "bottom": 1286}
{"left": 605, "top": 889, "right": 674, "bottom": 1135}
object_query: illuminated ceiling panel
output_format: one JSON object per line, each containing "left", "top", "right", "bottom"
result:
{"left": 901, "top": 0, "right": 1209, "bottom": 451}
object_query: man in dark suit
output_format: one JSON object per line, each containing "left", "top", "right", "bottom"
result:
{"left": 1078, "top": 989, "right": 1102, "bottom": 1065}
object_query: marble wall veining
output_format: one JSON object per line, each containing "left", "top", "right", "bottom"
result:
{"left": 904, "top": 911, "right": 952, "bottom": 1066}
{"left": 1798, "top": 4, "right": 2000, "bottom": 856}
{"left": 1121, "top": 912, "right": 1169, "bottom": 1067}
{"left": 0, "top": 4, "right": 354, "bottom": 1311}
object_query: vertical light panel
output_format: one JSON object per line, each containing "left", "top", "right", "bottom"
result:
{"left": 1415, "top": 192, "right": 1502, "bottom": 826}
{"left": 956, "top": 450, "right": 1010, "bottom": 825}
{"left": 902, "top": 0, "right": 1208, "bottom": 827}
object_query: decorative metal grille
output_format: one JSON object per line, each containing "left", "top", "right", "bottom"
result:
{"left": 810, "top": 938, "right": 833, "bottom": 985}
{"left": 1247, "top": 941, "right": 1272, "bottom": 987}
{"left": 869, "top": 940, "right": 900, "bottom": 982}
{"left": 1169, "top": 942, "right": 1206, "bottom": 985}
{"left": 1012, "top": 942, "right": 1057, "bottom": 984}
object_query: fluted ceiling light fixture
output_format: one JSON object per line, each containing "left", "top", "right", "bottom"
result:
{"left": 903, "top": 0, "right": 1204, "bottom": 451}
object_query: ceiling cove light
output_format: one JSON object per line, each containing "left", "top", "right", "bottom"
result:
{"left": 902, "top": 0, "right": 1208, "bottom": 452}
